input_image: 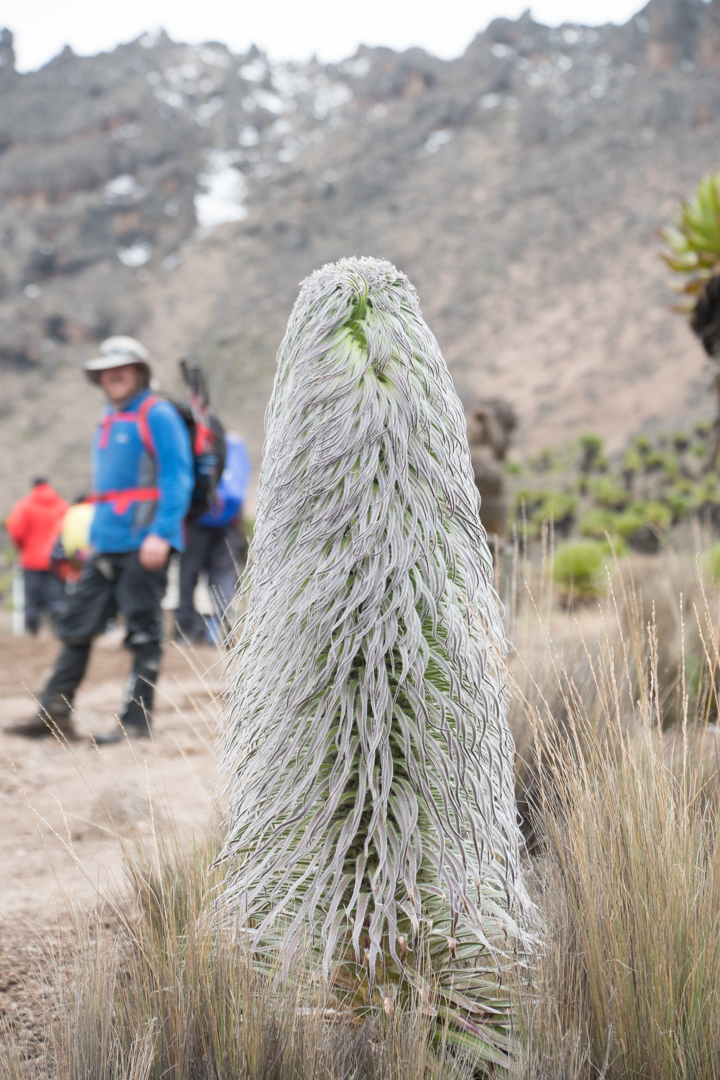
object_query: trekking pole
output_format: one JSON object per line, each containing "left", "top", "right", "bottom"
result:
{"left": 12, "top": 560, "right": 24, "bottom": 636}
{"left": 180, "top": 359, "right": 214, "bottom": 454}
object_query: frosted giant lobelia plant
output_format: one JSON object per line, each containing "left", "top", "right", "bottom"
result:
{"left": 219, "top": 257, "right": 530, "bottom": 1062}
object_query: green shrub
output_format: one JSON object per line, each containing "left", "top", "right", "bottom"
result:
{"left": 665, "top": 489, "right": 692, "bottom": 522}
{"left": 529, "top": 448, "right": 555, "bottom": 472}
{"left": 634, "top": 434, "right": 652, "bottom": 454}
{"left": 616, "top": 501, "right": 671, "bottom": 539}
{"left": 643, "top": 500, "right": 673, "bottom": 530}
{"left": 542, "top": 491, "right": 577, "bottom": 519}
{"left": 623, "top": 448, "right": 643, "bottom": 474}
{"left": 614, "top": 501, "right": 671, "bottom": 553}
{"left": 579, "top": 432, "right": 603, "bottom": 473}
{"left": 615, "top": 508, "right": 646, "bottom": 542}
{"left": 579, "top": 432, "right": 603, "bottom": 453}
{"left": 552, "top": 539, "right": 613, "bottom": 601}
{"left": 529, "top": 491, "right": 577, "bottom": 537}
{"left": 592, "top": 477, "right": 629, "bottom": 510}
{"left": 692, "top": 477, "right": 720, "bottom": 513}
{"left": 644, "top": 450, "right": 679, "bottom": 480}
{"left": 673, "top": 431, "right": 691, "bottom": 452}
{"left": 580, "top": 508, "right": 618, "bottom": 539}
{"left": 693, "top": 440, "right": 708, "bottom": 458}
{"left": 694, "top": 419, "right": 711, "bottom": 438}
{"left": 514, "top": 487, "right": 545, "bottom": 517}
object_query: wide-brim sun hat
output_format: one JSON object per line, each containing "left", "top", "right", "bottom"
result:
{"left": 84, "top": 336, "right": 151, "bottom": 385}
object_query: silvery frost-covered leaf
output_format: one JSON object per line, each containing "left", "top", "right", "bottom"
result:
{"left": 218, "top": 256, "right": 531, "bottom": 1059}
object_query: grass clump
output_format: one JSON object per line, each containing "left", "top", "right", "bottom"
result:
{"left": 513, "top": 558, "right": 720, "bottom": 1079}
{"left": 32, "top": 836, "right": 477, "bottom": 1080}
{"left": 518, "top": 722, "right": 720, "bottom": 1079}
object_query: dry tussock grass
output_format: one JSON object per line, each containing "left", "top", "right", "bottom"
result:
{"left": 508, "top": 545, "right": 720, "bottom": 1079}
{"left": 2, "top": 839, "right": 477, "bottom": 1080}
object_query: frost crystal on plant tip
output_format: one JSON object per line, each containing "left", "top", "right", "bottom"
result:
{"left": 219, "top": 256, "right": 528, "bottom": 1037}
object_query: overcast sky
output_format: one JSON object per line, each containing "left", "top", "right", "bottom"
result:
{"left": 5, "top": 2, "right": 649, "bottom": 72}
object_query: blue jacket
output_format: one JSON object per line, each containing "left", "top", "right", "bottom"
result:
{"left": 90, "top": 390, "right": 193, "bottom": 554}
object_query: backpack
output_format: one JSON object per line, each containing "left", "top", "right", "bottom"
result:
{"left": 196, "top": 433, "right": 252, "bottom": 528}
{"left": 168, "top": 398, "right": 227, "bottom": 520}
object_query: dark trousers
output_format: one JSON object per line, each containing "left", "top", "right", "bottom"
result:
{"left": 23, "top": 569, "right": 65, "bottom": 634}
{"left": 176, "top": 522, "right": 238, "bottom": 636}
{"left": 40, "top": 552, "right": 167, "bottom": 730}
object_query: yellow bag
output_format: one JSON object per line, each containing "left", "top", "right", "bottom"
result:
{"left": 61, "top": 502, "right": 94, "bottom": 561}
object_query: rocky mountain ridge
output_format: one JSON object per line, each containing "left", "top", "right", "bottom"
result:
{"left": 1, "top": 0, "right": 720, "bottom": 511}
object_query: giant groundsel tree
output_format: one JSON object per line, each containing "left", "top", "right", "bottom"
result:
{"left": 219, "top": 257, "right": 530, "bottom": 1063}
{"left": 661, "top": 171, "right": 720, "bottom": 468}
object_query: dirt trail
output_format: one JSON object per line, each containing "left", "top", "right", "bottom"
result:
{"left": 0, "top": 630, "right": 221, "bottom": 927}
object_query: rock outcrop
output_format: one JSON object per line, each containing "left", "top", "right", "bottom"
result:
{"left": 467, "top": 399, "right": 517, "bottom": 536}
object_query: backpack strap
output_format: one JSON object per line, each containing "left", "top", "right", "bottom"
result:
{"left": 97, "top": 394, "right": 163, "bottom": 454}
{"left": 136, "top": 394, "right": 162, "bottom": 458}
{"left": 98, "top": 408, "right": 135, "bottom": 449}
{"left": 193, "top": 421, "right": 214, "bottom": 455}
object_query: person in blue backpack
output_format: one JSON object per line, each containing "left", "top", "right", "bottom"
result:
{"left": 175, "top": 433, "right": 251, "bottom": 644}
{"left": 6, "top": 337, "right": 194, "bottom": 744}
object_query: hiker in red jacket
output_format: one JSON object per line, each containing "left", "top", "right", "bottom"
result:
{"left": 6, "top": 479, "right": 68, "bottom": 634}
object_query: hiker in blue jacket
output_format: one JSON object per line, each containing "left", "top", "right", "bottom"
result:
{"left": 6, "top": 337, "right": 194, "bottom": 744}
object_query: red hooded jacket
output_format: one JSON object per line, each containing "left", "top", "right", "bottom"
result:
{"left": 6, "top": 483, "right": 69, "bottom": 571}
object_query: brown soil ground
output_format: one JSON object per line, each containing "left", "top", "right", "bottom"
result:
{"left": 0, "top": 629, "right": 221, "bottom": 1050}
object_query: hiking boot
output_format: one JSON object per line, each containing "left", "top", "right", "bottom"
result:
{"left": 93, "top": 722, "right": 152, "bottom": 746}
{"left": 5, "top": 709, "right": 79, "bottom": 741}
